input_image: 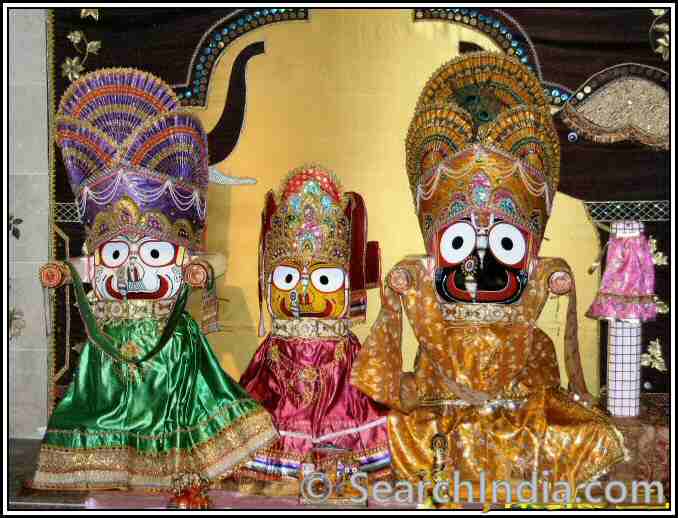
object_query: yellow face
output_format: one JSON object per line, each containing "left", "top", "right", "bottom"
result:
{"left": 268, "top": 261, "right": 348, "bottom": 320}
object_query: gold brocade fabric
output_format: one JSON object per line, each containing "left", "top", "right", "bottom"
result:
{"left": 351, "top": 255, "right": 627, "bottom": 495}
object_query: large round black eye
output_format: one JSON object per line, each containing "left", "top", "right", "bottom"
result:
{"left": 489, "top": 223, "right": 527, "bottom": 266}
{"left": 100, "top": 241, "right": 129, "bottom": 267}
{"left": 273, "top": 266, "right": 300, "bottom": 290}
{"left": 139, "top": 240, "right": 175, "bottom": 266}
{"left": 439, "top": 222, "right": 476, "bottom": 264}
{"left": 310, "top": 268, "right": 345, "bottom": 293}
{"left": 478, "top": 110, "right": 490, "bottom": 122}
{"left": 501, "top": 237, "right": 514, "bottom": 250}
{"left": 465, "top": 95, "right": 479, "bottom": 104}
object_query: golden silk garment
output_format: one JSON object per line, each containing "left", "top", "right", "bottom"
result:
{"left": 351, "top": 255, "right": 627, "bottom": 492}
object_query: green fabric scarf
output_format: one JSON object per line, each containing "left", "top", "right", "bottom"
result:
{"left": 65, "top": 261, "right": 190, "bottom": 365}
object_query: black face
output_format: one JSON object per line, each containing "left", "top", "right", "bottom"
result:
{"left": 435, "top": 250, "right": 528, "bottom": 304}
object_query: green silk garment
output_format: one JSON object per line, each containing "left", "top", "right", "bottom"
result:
{"left": 32, "top": 293, "right": 278, "bottom": 490}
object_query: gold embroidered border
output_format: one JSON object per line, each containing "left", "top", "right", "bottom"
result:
{"left": 440, "top": 301, "right": 527, "bottom": 325}
{"left": 92, "top": 297, "right": 176, "bottom": 325}
{"left": 253, "top": 442, "right": 391, "bottom": 464}
{"left": 560, "top": 103, "right": 669, "bottom": 150}
{"left": 593, "top": 292, "right": 656, "bottom": 305}
{"left": 271, "top": 317, "right": 351, "bottom": 339}
{"left": 32, "top": 409, "right": 278, "bottom": 490}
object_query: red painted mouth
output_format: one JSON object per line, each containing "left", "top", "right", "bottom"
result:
{"left": 445, "top": 270, "right": 519, "bottom": 303}
{"left": 280, "top": 298, "right": 334, "bottom": 318}
{"left": 105, "top": 275, "right": 171, "bottom": 300}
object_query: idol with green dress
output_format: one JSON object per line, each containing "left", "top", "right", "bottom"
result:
{"left": 31, "top": 68, "right": 278, "bottom": 491}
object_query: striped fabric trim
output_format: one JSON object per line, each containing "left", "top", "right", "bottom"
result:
{"left": 277, "top": 417, "right": 388, "bottom": 443}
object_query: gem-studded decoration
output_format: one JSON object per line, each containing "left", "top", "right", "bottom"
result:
{"left": 262, "top": 166, "right": 351, "bottom": 276}
{"left": 257, "top": 165, "right": 382, "bottom": 331}
{"left": 413, "top": 8, "right": 579, "bottom": 110}
{"left": 414, "top": 9, "right": 603, "bottom": 110}
{"left": 414, "top": 9, "right": 540, "bottom": 74}
{"left": 175, "top": 8, "right": 308, "bottom": 106}
{"left": 407, "top": 52, "right": 562, "bottom": 310}
{"left": 543, "top": 82, "right": 575, "bottom": 110}
{"left": 415, "top": 8, "right": 670, "bottom": 152}
{"left": 558, "top": 63, "right": 669, "bottom": 149}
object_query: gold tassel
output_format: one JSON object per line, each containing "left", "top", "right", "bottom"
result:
{"left": 201, "top": 286, "right": 220, "bottom": 334}
{"left": 563, "top": 276, "right": 592, "bottom": 402}
{"left": 587, "top": 261, "right": 601, "bottom": 275}
{"left": 258, "top": 298, "right": 267, "bottom": 337}
{"left": 588, "top": 241, "right": 609, "bottom": 275}
{"left": 257, "top": 237, "right": 267, "bottom": 337}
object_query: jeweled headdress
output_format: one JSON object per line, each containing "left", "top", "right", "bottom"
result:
{"left": 406, "top": 52, "right": 560, "bottom": 253}
{"left": 56, "top": 68, "right": 208, "bottom": 251}
{"left": 258, "top": 165, "right": 380, "bottom": 328}
{"left": 263, "top": 166, "right": 351, "bottom": 273}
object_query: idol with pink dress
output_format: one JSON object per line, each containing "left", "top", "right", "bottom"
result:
{"left": 233, "top": 166, "right": 391, "bottom": 496}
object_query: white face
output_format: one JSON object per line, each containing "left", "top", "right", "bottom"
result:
{"left": 93, "top": 234, "right": 186, "bottom": 301}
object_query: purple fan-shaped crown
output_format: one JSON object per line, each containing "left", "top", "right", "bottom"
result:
{"left": 55, "top": 68, "right": 209, "bottom": 251}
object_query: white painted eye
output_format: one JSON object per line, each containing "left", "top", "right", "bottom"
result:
{"left": 439, "top": 222, "right": 476, "bottom": 264}
{"left": 100, "top": 241, "right": 129, "bottom": 268}
{"left": 310, "top": 267, "right": 345, "bottom": 293}
{"left": 272, "top": 266, "right": 300, "bottom": 291}
{"left": 489, "top": 223, "right": 527, "bottom": 266}
{"left": 139, "top": 241, "right": 176, "bottom": 267}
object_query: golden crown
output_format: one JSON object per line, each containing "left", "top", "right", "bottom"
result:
{"left": 262, "top": 166, "right": 351, "bottom": 278}
{"left": 405, "top": 52, "right": 560, "bottom": 249}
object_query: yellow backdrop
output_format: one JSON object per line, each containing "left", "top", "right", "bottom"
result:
{"left": 186, "top": 9, "right": 601, "bottom": 395}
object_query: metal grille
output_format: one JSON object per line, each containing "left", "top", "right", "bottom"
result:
{"left": 607, "top": 320, "right": 642, "bottom": 417}
{"left": 54, "top": 202, "right": 82, "bottom": 223}
{"left": 584, "top": 200, "right": 670, "bottom": 222}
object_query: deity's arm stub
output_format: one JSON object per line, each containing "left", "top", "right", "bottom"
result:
{"left": 39, "top": 256, "right": 91, "bottom": 287}
{"left": 351, "top": 258, "right": 418, "bottom": 413}
{"left": 536, "top": 257, "right": 592, "bottom": 402}
{"left": 40, "top": 253, "right": 225, "bottom": 287}
{"left": 191, "top": 252, "right": 226, "bottom": 278}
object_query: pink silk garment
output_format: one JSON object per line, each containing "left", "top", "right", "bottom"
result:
{"left": 234, "top": 331, "right": 391, "bottom": 492}
{"left": 587, "top": 232, "right": 657, "bottom": 322}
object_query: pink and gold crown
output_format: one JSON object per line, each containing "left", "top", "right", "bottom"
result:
{"left": 258, "top": 165, "right": 381, "bottom": 325}
{"left": 405, "top": 52, "right": 560, "bottom": 252}
{"left": 261, "top": 166, "right": 351, "bottom": 276}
